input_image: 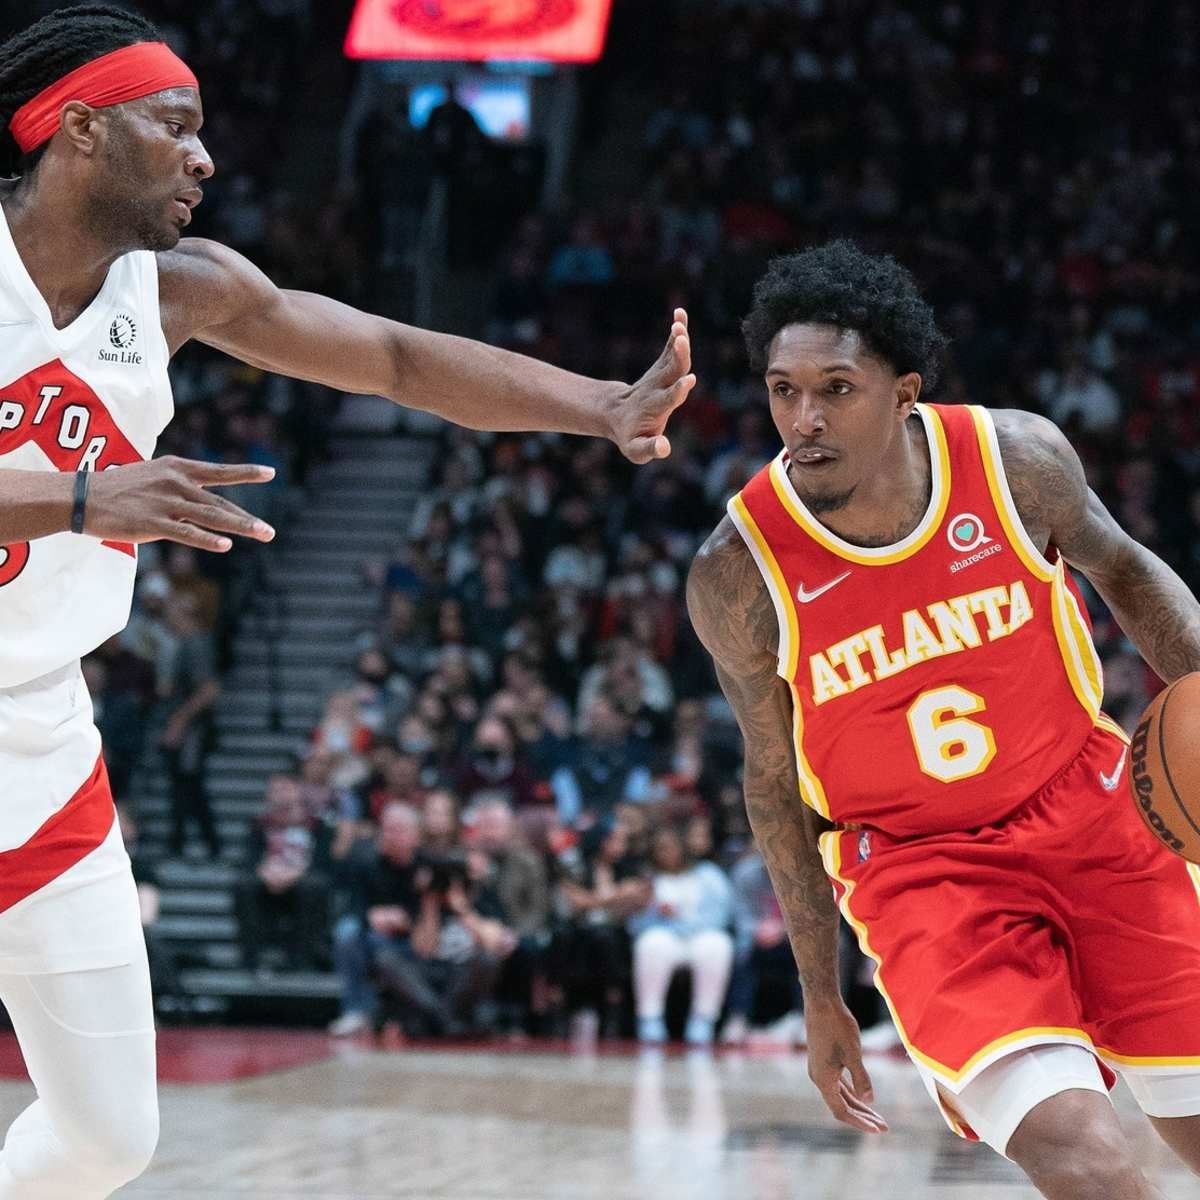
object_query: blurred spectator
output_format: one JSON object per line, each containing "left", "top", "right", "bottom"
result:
{"left": 120, "top": 571, "right": 178, "bottom": 696}
{"left": 371, "top": 592, "right": 432, "bottom": 679}
{"left": 163, "top": 545, "right": 221, "bottom": 633}
{"left": 1040, "top": 350, "right": 1122, "bottom": 435}
{"left": 328, "top": 802, "right": 427, "bottom": 1036}
{"left": 117, "top": 806, "right": 186, "bottom": 1020}
{"left": 1102, "top": 648, "right": 1155, "bottom": 735}
{"left": 551, "top": 695, "right": 653, "bottom": 829}
{"left": 235, "top": 773, "right": 331, "bottom": 973}
{"left": 390, "top": 845, "right": 516, "bottom": 1036}
{"left": 83, "top": 636, "right": 156, "bottom": 804}
{"left": 723, "top": 847, "right": 803, "bottom": 1046}
{"left": 470, "top": 798, "right": 550, "bottom": 1031}
{"left": 470, "top": 799, "right": 549, "bottom": 938}
{"left": 422, "top": 789, "right": 461, "bottom": 855}
{"left": 551, "top": 819, "right": 646, "bottom": 1038}
{"left": 629, "top": 826, "right": 734, "bottom": 1046}
{"left": 161, "top": 591, "right": 221, "bottom": 859}
{"left": 311, "top": 690, "right": 373, "bottom": 789}
{"left": 455, "top": 717, "right": 539, "bottom": 812}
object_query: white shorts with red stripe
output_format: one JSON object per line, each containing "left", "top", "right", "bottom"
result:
{"left": 0, "top": 662, "right": 143, "bottom": 974}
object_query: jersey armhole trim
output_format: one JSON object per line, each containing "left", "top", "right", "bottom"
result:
{"left": 969, "top": 406, "right": 1056, "bottom": 583}
{"left": 140, "top": 252, "right": 174, "bottom": 431}
{"left": 726, "top": 493, "right": 799, "bottom": 679}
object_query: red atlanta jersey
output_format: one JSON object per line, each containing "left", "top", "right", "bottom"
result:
{"left": 729, "top": 402, "right": 1122, "bottom": 838}
{"left": 0, "top": 203, "right": 173, "bottom": 688}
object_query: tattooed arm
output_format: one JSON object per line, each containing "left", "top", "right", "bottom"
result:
{"left": 993, "top": 409, "right": 1200, "bottom": 683}
{"left": 687, "top": 517, "right": 886, "bottom": 1133}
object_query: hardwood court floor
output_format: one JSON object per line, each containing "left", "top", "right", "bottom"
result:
{"left": 0, "top": 1034, "right": 1191, "bottom": 1198}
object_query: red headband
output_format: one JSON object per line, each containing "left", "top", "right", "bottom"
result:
{"left": 10, "top": 41, "right": 198, "bottom": 155}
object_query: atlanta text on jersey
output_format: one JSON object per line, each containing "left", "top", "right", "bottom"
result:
{"left": 809, "top": 580, "right": 1034, "bottom": 705}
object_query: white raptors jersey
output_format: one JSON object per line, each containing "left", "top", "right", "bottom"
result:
{"left": 0, "top": 202, "right": 173, "bottom": 688}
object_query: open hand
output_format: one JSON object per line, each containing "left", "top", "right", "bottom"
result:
{"left": 610, "top": 309, "right": 696, "bottom": 463}
{"left": 805, "top": 997, "right": 888, "bottom": 1134}
{"left": 85, "top": 456, "right": 277, "bottom": 552}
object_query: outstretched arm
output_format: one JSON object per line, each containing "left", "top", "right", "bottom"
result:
{"left": 993, "top": 409, "right": 1200, "bottom": 682}
{"left": 158, "top": 239, "right": 695, "bottom": 464}
{"left": 687, "top": 518, "right": 885, "bottom": 1133}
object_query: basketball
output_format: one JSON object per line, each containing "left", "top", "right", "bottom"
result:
{"left": 1130, "top": 673, "right": 1200, "bottom": 863}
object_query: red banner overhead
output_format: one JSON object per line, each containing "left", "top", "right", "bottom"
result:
{"left": 345, "top": 0, "right": 614, "bottom": 63}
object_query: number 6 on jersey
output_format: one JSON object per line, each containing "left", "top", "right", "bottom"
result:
{"left": 907, "top": 685, "right": 997, "bottom": 783}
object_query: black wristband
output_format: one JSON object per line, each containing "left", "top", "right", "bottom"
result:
{"left": 70, "top": 470, "right": 89, "bottom": 535}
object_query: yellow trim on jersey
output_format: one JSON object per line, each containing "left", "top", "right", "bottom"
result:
{"left": 1095, "top": 714, "right": 1130, "bottom": 743}
{"left": 971, "top": 404, "right": 1118, "bottom": 736}
{"left": 1062, "top": 570, "right": 1105, "bottom": 706}
{"left": 726, "top": 493, "right": 800, "bottom": 680}
{"left": 1096, "top": 1046, "right": 1200, "bottom": 1069}
{"left": 969, "top": 406, "right": 1056, "bottom": 584}
{"left": 820, "top": 830, "right": 1096, "bottom": 1086}
{"left": 789, "top": 681, "right": 831, "bottom": 819}
{"left": 767, "top": 404, "right": 952, "bottom": 566}
{"left": 1050, "top": 562, "right": 1104, "bottom": 720}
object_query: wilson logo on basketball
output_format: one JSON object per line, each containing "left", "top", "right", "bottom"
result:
{"left": 1130, "top": 715, "right": 1186, "bottom": 855}
{"left": 392, "top": 0, "right": 578, "bottom": 39}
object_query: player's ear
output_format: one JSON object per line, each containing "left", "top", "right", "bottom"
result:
{"left": 59, "top": 101, "right": 104, "bottom": 157}
{"left": 895, "top": 371, "right": 922, "bottom": 418}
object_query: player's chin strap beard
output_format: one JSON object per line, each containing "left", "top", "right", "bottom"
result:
{"left": 800, "top": 482, "right": 857, "bottom": 516}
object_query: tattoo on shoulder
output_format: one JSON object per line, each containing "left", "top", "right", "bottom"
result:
{"left": 687, "top": 516, "right": 779, "bottom": 668}
{"left": 990, "top": 407, "right": 1127, "bottom": 577}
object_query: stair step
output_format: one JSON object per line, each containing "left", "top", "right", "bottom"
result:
{"left": 242, "top": 615, "right": 368, "bottom": 638}
{"left": 210, "top": 730, "right": 309, "bottom": 755}
{"left": 180, "top": 968, "right": 340, "bottom": 999}
{"left": 140, "top": 812, "right": 251, "bottom": 836}
{"left": 159, "top": 889, "right": 234, "bottom": 915}
{"left": 215, "top": 710, "right": 317, "bottom": 735}
{"left": 278, "top": 532, "right": 396, "bottom": 549}
{"left": 206, "top": 751, "right": 297, "bottom": 775}
{"left": 274, "top": 594, "right": 380, "bottom": 617}
{"left": 326, "top": 436, "right": 432, "bottom": 460}
{"left": 267, "top": 566, "right": 379, "bottom": 587}
{"left": 153, "top": 861, "right": 240, "bottom": 888}
{"left": 297, "top": 508, "right": 403, "bottom": 528}
{"left": 224, "top": 663, "right": 338, "bottom": 690}
{"left": 139, "top": 796, "right": 264, "bottom": 821}
{"left": 231, "top": 641, "right": 352, "bottom": 666}
{"left": 154, "top": 914, "right": 237, "bottom": 942}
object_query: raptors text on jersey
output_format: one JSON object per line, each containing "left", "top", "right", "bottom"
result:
{"left": 729, "top": 403, "right": 1122, "bottom": 837}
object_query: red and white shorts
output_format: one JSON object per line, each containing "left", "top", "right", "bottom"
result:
{"left": 821, "top": 726, "right": 1200, "bottom": 1145}
{"left": 0, "top": 662, "right": 143, "bottom": 974}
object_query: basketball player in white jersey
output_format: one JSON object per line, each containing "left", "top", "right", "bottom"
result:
{"left": 0, "top": 7, "right": 694, "bottom": 1195}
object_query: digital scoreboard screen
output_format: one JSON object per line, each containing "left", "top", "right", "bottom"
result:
{"left": 345, "top": 0, "right": 614, "bottom": 63}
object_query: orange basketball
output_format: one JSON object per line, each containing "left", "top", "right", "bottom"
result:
{"left": 1129, "top": 672, "right": 1200, "bottom": 864}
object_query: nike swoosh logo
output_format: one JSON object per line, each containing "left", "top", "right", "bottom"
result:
{"left": 1099, "top": 747, "right": 1128, "bottom": 792}
{"left": 796, "top": 570, "right": 852, "bottom": 604}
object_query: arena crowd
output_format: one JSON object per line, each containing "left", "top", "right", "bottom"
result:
{"left": 61, "top": 0, "right": 1200, "bottom": 1039}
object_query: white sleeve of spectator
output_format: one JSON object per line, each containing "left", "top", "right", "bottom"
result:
{"left": 551, "top": 767, "right": 582, "bottom": 826}
{"left": 624, "top": 766, "right": 652, "bottom": 804}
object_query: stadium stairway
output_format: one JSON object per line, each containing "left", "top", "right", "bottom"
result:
{"left": 134, "top": 429, "right": 435, "bottom": 1020}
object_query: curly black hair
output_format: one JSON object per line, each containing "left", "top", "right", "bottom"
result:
{"left": 0, "top": 5, "right": 159, "bottom": 177}
{"left": 741, "top": 239, "right": 949, "bottom": 391}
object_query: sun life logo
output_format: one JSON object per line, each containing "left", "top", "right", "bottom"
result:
{"left": 108, "top": 313, "right": 137, "bottom": 350}
{"left": 947, "top": 512, "right": 992, "bottom": 554}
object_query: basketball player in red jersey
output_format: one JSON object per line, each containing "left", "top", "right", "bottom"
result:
{"left": 688, "top": 241, "right": 1200, "bottom": 1198}
{"left": 0, "top": 7, "right": 691, "bottom": 1197}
